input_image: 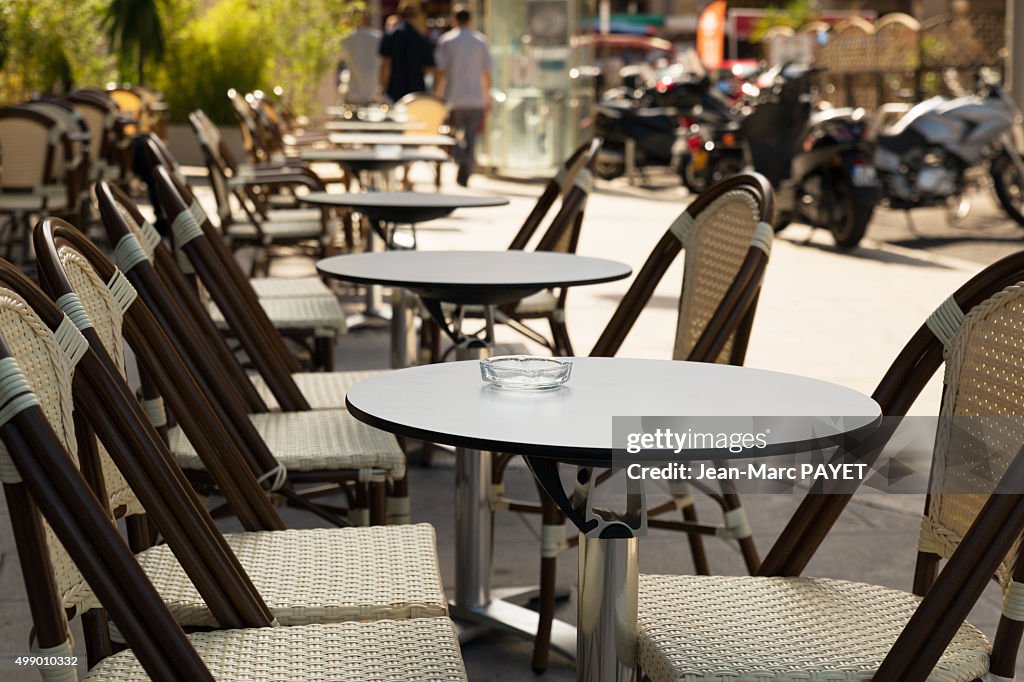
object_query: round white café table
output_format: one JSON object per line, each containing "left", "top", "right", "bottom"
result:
{"left": 345, "top": 357, "right": 882, "bottom": 681}
{"left": 318, "top": 250, "right": 631, "bottom": 368}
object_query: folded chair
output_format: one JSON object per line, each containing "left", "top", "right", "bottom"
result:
{"left": 189, "top": 109, "right": 336, "bottom": 271}
{"left": 635, "top": 251, "right": 1024, "bottom": 682}
{"left": 526, "top": 172, "right": 775, "bottom": 671}
{"left": 36, "top": 219, "right": 405, "bottom": 528}
{"left": 107, "top": 167, "right": 344, "bottom": 372}
{"left": 0, "top": 267, "right": 465, "bottom": 679}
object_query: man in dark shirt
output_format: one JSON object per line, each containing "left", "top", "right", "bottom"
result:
{"left": 378, "top": 6, "right": 435, "bottom": 102}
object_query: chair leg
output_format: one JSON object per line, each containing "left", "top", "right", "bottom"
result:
{"left": 369, "top": 480, "right": 388, "bottom": 526}
{"left": 549, "top": 316, "right": 574, "bottom": 356}
{"left": 721, "top": 491, "right": 759, "bottom": 574}
{"left": 315, "top": 336, "right": 335, "bottom": 371}
{"left": 532, "top": 477, "right": 565, "bottom": 674}
{"left": 387, "top": 475, "right": 410, "bottom": 525}
{"left": 351, "top": 483, "right": 370, "bottom": 526}
{"left": 82, "top": 609, "right": 113, "bottom": 668}
{"left": 681, "top": 502, "right": 712, "bottom": 575}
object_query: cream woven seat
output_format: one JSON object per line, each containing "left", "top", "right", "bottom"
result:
{"left": 84, "top": 618, "right": 467, "bottom": 681}
{"left": 441, "top": 290, "right": 557, "bottom": 318}
{"left": 248, "top": 276, "right": 334, "bottom": 299}
{"left": 226, "top": 217, "right": 325, "bottom": 242}
{"left": 251, "top": 369, "right": 385, "bottom": 410}
{"left": 209, "top": 295, "right": 347, "bottom": 336}
{"left": 168, "top": 409, "right": 405, "bottom": 477}
{"left": 74, "top": 525, "right": 447, "bottom": 627}
{"left": 636, "top": 574, "right": 990, "bottom": 682}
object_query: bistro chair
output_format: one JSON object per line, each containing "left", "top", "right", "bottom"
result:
{"left": 634, "top": 253, "right": 1024, "bottom": 681}
{"left": 526, "top": 172, "right": 775, "bottom": 671}
{"left": 35, "top": 219, "right": 404, "bottom": 528}
{"left": 20, "top": 100, "right": 92, "bottom": 227}
{"left": 394, "top": 92, "right": 449, "bottom": 188}
{"left": 189, "top": 109, "right": 334, "bottom": 270}
{"left": 0, "top": 106, "right": 73, "bottom": 261}
{"left": 428, "top": 138, "right": 603, "bottom": 358}
{"left": 66, "top": 89, "right": 121, "bottom": 186}
{"left": 109, "top": 165, "right": 344, "bottom": 371}
{"left": 0, "top": 264, "right": 466, "bottom": 680}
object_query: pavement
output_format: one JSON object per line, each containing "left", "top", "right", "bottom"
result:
{"left": 2, "top": 162, "right": 1023, "bottom": 681}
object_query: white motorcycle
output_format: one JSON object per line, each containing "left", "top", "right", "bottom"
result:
{"left": 873, "top": 69, "right": 1024, "bottom": 226}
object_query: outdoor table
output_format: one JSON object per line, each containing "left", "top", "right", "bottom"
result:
{"left": 324, "top": 120, "right": 426, "bottom": 133}
{"left": 306, "top": 197, "right": 508, "bottom": 331}
{"left": 344, "top": 357, "right": 882, "bottom": 681}
{"left": 317, "top": 250, "right": 630, "bottom": 368}
{"left": 301, "top": 148, "right": 449, "bottom": 186}
{"left": 327, "top": 132, "right": 456, "bottom": 147}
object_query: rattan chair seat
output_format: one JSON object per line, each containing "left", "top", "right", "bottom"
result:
{"left": 96, "top": 525, "right": 448, "bottom": 627}
{"left": 439, "top": 290, "right": 558, "bottom": 318}
{"left": 248, "top": 276, "right": 334, "bottom": 299}
{"left": 226, "top": 218, "right": 323, "bottom": 241}
{"left": 265, "top": 207, "right": 323, "bottom": 223}
{"left": 637, "top": 574, "right": 990, "bottom": 682}
{"left": 0, "top": 191, "right": 69, "bottom": 212}
{"left": 251, "top": 370, "right": 385, "bottom": 410}
{"left": 209, "top": 295, "right": 346, "bottom": 335}
{"left": 84, "top": 617, "right": 468, "bottom": 681}
{"left": 168, "top": 409, "right": 405, "bottom": 476}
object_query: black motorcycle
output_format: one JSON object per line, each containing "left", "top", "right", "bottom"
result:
{"left": 700, "top": 64, "right": 876, "bottom": 249}
{"left": 591, "top": 70, "right": 711, "bottom": 181}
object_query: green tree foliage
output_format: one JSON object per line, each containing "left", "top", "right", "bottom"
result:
{"left": 0, "top": 0, "right": 116, "bottom": 103}
{"left": 103, "top": 0, "right": 166, "bottom": 84}
{"left": 156, "top": 0, "right": 267, "bottom": 124}
{"left": 752, "top": 0, "right": 821, "bottom": 43}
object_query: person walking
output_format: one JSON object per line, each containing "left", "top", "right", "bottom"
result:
{"left": 378, "top": 5, "right": 435, "bottom": 104}
{"left": 340, "top": 11, "right": 382, "bottom": 106}
{"left": 434, "top": 5, "right": 492, "bottom": 186}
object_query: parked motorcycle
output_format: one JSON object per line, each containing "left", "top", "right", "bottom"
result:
{"left": 591, "top": 68, "right": 714, "bottom": 181}
{"left": 874, "top": 68, "right": 1024, "bottom": 226}
{"left": 696, "top": 63, "right": 877, "bottom": 248}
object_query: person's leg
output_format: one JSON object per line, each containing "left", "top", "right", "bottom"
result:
{"left": 453, "top": 108, "right": 483, "bottom": 186}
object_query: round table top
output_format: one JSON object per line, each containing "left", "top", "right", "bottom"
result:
{"left": 302, "top": 148, "right": 449, "bottom": 165}
{"left": 325, "top": 120, "right": 425, "bottom": 132}
{"left": 327, "top": 133, "right": 455, "bottom": 147}
{"left": 346, "top": 357, "right": 882, "bottom": 466}
{"left": 317, "top": 250, "right": 632, "bottom": 305}
{"left": 302, "top": 192, "right": 508, "bottom": 210}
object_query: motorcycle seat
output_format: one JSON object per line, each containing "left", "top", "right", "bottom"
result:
{"left": 877, "top": 127, "right": 926, "bottom": 155}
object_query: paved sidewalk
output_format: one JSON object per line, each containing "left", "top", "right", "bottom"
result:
{"left": 3, "top": 164, "right": 1017, "bottom": 681}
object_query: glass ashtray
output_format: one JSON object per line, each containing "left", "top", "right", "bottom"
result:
{"left": 480, "top": 356, "right": 572, "bottom": 390}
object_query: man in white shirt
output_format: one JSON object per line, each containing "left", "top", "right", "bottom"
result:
{"left": 434, "top": 5, "right": 492, "bottom": 186}
{"left": 340, "top": 12, "right": 382, "bottom": 106}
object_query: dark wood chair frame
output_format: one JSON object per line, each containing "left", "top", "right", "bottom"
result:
{"left": 0, "top": 259, "right": 275, "bottom": 676}
{"left": 90, "top": 182, "right": 393, "bottom": 526}
{"left": 525, "top": 172, "right": 775, "bottom": 671}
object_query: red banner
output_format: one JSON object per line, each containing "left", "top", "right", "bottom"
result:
{"left": 697, "top": 0, "right": 727, "bottom": 70}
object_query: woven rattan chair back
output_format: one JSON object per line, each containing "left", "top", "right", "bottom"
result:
{"left": 395, "top": 92, "right": 449, "bottom": 134}
{"left": 35, "top": 219, "right": 287, "bottom": 534}
{"left": 919, "top": 285, "right": 1024, "bottom": 586}
{"left": 507, "top": 138, "right": 603, "bottom": 252}
{"left": 65, "top": 92, "right": 117, "bottom": 180}
{"left": 759, "top": 250, "right": 1024, "bottom": 583}
{"left": 0, "top": 107, "right": 64, "bottom": 193}
{"left": 590, "top": 173, "right": 774, "bottom": 363}
{"left": 107, "top": 87, "right": 148, "bottom": 136}
{"left": 188, "top": 110, "right": 235, "bottom": 223}
{"left": 228, "top": 89, "right": 266, "bottom": 164}
{"left": 19, "top": 101, "right": 88, "bottom": 211}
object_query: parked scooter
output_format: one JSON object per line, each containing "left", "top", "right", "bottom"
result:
{"left": 591, "top": 68, "right": 713, "bottom": 181}
{"left": 698, "top": 63, "right": 877, "bottom": 248}
{"left": 874, "top": 68, "right": 1024, "bottom": 226}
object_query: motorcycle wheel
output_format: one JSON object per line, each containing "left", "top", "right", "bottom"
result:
{"left": 593, "top": 158, "right": 625, "bottom": 181}
{"left": 990, "top": 153, "right": 1024, "bottom": 226}
{"left": 679, "top": 154, "right": 707, "bottom": 194}
{"left": 828, "top": 174, "right": 874, "bottom": 249}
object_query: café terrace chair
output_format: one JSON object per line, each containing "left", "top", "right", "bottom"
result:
{"left": 526, "top": 172, "right": 775, "bottom": 671}
{"left": 103, "top": 169, "right": 343, "bottom": 372}
{"left": 35, "top": 219, "right": 404, "bottom": 528}
{"left": 0, "top": 107, "right": 75, "bottom": 261}
{"left": 0, "top": 266, "right": 466, "bottom": 680}
{"left": 141, "top": 133, "right": 337, "bottom": 300}
{"left": 19, "top": 100, "right": 93, "bottom": 226}
{"left": 429, "top": 138, "right": 604, "bottom": 358}
{"left": 394, "top": 92, "right": 449, "bottom": 189}
{"left": 189, "top": 109, "right": 335, "bottom": 271}
{"left": 66, "top": 89, "right": 121, "bottom": 186}
{"left": 634, "top": 254, "right": 1024, "bottom": 682}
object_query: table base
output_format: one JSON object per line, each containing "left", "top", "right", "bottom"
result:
{"left": 451, "top": 598, "right": 577, "bottom": 662}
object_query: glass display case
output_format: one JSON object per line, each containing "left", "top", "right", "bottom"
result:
{"left": 476, "top": 0, "right": 596, "bottom": 177}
